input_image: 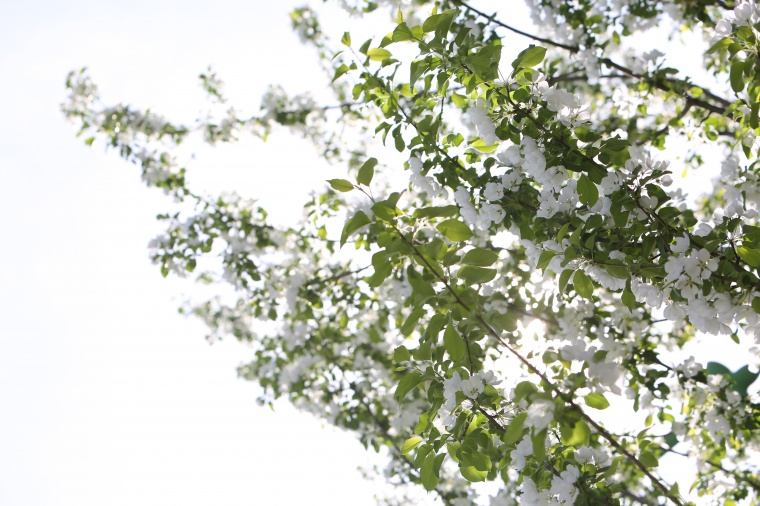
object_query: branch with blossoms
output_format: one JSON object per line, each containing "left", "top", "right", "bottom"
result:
{"left": 63, "top": 1, "right": 760, "bottom": 505}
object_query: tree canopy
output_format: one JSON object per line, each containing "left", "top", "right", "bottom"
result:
{"left": 63, "top": 0, "right": 760, "bottom": 504}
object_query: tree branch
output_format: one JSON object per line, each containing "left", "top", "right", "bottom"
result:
{"left": 453, "top": 0, "right": 732, "bottom": 118}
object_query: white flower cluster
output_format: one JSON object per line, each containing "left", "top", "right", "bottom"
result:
{"left": 525, "top": 398, "right": 555, "bottom": 431}
{"left": 135, "top": 148, "right": 182, "bottom": 188}
{"left": 440, "top": 370, "right": 501, "bottom": 426}
{"left": 664, "top": 235, "right": 718, "bottom": 285}
{"left": 714, "top": 0, "right": 760, "bottom": 42}
{"left": 497, "top": 137, "right": 580, "bottom": 220}
{"left": 560, "top": 337, "right": 624, "bottom": 394}
{"left": 526, "top": 2, "right": 585, "bottom": 47}
{"left": 510, "top": 433, "right": 533, "bottom": 471}
{"left": 520, "top": 465, "right": 580, "bottom": 506}
{"left": 203, "top": 109, "right": 240, "bottom": 145}
{"left": 718, "top": 156, "right": 760, "bottom": 218}
{"left": 585, "top": 263, "right": 626, "bottom": 292}
{"left": 408, "top": 156, "right": 443, "bottom": 197}
{"left": 537, "top": 84, "right": 587, "bottom": 128}
{"left": 574, "top": 445, "right": 610, "bottom": 467}
{"left": 656, "top": 232, "right": 760, "bottom": 336}
{"left": 454, "top": 186, "right": 505, "bottom": 231}
{"left": 260, "top": 84, "right": 321, "bottom": 137}
{"left": 464, "top": 98, "right": 497, "bottom": 145}
{"left": 61, "top": 70, "right": 98, "bottom": 119}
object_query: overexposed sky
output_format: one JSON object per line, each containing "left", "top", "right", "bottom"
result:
{"left": 0, "top": 1, "right": 388, "bottom": 504}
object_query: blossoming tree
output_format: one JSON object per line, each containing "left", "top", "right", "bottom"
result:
{"left": 63, "top": 0, "right": 760, "bottom": 504}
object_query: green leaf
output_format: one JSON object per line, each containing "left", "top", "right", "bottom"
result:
{"left": 730, "top": 59, "right": 745, "bottom": 93}
{"left": 357, "top": 157, "right": 377, "bottom": 186}
{"left": 465, "top": 450, "right": 492, "bottom": 471}
{"left": 573, "top": 270, "right": 594, "bottom": 299}
{"left": 340, "top": 210, "right": 371, "bottom": 247}
{"left": 327, "top": 179, "right": 354, "bottom": 192}
{"left": 537, "top": 250, "right": 556, "bottom": 272}
{"left": 470, "top": 138, "right": 499, "bottom": 153}
{"left": 400, "top": 307, "right": 425, "bottom": 336}
{"left": 392, "top": 22, "right": 415, "bottom": 42}
{"left": 465, "top": 45, "right": 503, "bottom": 82}
{"left": 577, "top": 174, "right": 599, "bottom": 207}
{"left": 503, "top": 412, "right": 527, "bottom": 445}
{"left": 707, "top": 37, "right": 732, "bottom": 54}
{"left": 731, "top": 365, "right": 759, "bottom": 397}
{"left": 422, "top": 10, "right": 455, "bottom": 36}
{"left": 446, "top": 442, "right": 460, "bottom": 463}
{"left": 486, "top": 310, "right": 517, "bottom": 332}
{"left": 401, "top": 436, "right": 423, "bottom": 455}
{"left": 605, "top": 263, "right": 629, "bottom": 280}
{"left": 410, "top": 59, "right": 427, "bottom": 90}
{"left": 556, "top": 222, "right": 571, "bottom": 242}
{"left": 332, "top": 64, "right": 350, "bottom": 83}
{"left": 341, "top": 32, "right": 351, "bottom": 46}
{"left": 367, "top": 251, "right": 393, "bottom": 287}
{"left": 585, "top": 392, "right": 610, "bottom": 410}
{"left": 511, "top": 45, "right": 546, "bottom": 70}
{"left": 443, "top": 325, "right": 467, "bottom": 362}
{"left": 414, "top": 205, "right": 459, "bottom": 219}
{"left": 560, "top": 419, "right": 591, "bottom": 447}
{"left": 437, "top": 219, "right": 473, "bottom": 242}
{"left": 752, "top": 297, "right": 760, "bottom": 313}
{"left": 706, "top": 361, "right": 731, "bottom": 376}
{"left": 394, "top": 370, "right": 423, "bottom": 402}
{"left": 458, "top": 265, "right": 497, "bottom": 285}
{"left": 574, "top": 126, "right": 599, "bottom": 143}
{"left": 601, "top": 138, "right": 630, "bottom": 152}
{"left": 558, "top": 269, "right": 573, "bottom": 293}
{"left": 420, "top": 453, "right": 440, "bottom": 491}
{"left": 532, "top": 429, "right": 547, "bottom": 462}
{"left": 459, "top": 465, "right": 487, "bottom": 482}
{"left": 461, "top": 248, "right": 499, "bottom": 267}
{"left": 622, "top": 288, "right": 635, "bottom": 311}
{"left": 367, "top": 48, "right": 392, "bottom": 62}
{"left": 393, "top": 346, "right": 411, "bottom": 363}
{"left": 736, "top": 245, "right": 760, "bottom": 267}
{"left": 513, "top": 381, "right": 537, "bottom": 402}
{"left": 372, "top": 200, "right": 399, "bottom": 222}
{"left": 639, "top": 450, "right": 659, "bottom": 468}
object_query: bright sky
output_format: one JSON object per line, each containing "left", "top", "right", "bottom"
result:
{"left": 0, "top": 1, "right": 753, "bottom": 505}
{"left": 0, "top": 1, "right": 388, "bottom": 504}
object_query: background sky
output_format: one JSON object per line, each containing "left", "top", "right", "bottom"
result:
{"left": 0, "top": 1, "right": 392, "bottom": 504}
{"left": 0, "top": 1, "right": 753, "bottom": 505}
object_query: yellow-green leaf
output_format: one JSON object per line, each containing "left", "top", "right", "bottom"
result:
{"left": 327, "top": 179, "right": 354, "bottom": 192}
{"left": 443, "top": 325, "right": 467, "bottom": 362}
{"left": 357, "top": 157, "right": 377, "bottom": 186}
{"left": 457, "top": 266, "right": 497, "bottom": 285}
{"left": 459, "top": 465, "right": 487, "bottom": 482}
{"left": 367, "top": 48, "right": 392, "bottom": 61}
{"left": 401, "top": 436, "right": 423, "bottom": 455}
{"left": 573, "top": 270, "right": 594, "bottom": 299}
{"left": 340, "top": 210, "right": 371, "bottom": 247}
{"left": 578, "top": 174, "right": 599, "bottom": 207}
{"left": 585, "top": 392, "right": 610, "bottom": 410}
{"left": 737, "top": 245, "right": 760, "bottom": 267}
{"left": 437, "top": 219, "right": 473, "bottom": 242}
{"left": 461, "top": 248, "right": 499, "bottom": 266}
